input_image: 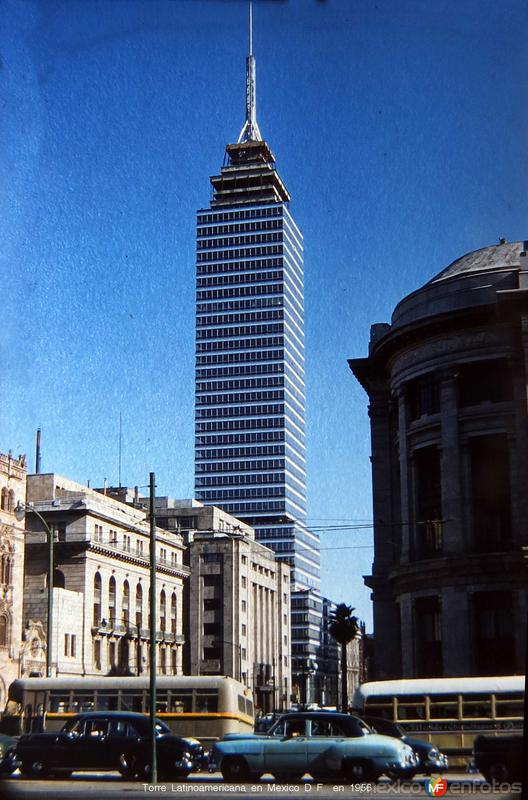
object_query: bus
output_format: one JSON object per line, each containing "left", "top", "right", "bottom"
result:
{"left": 352, "top": 676, "right": 524, "bottom": 767}
{"left": 0, "top": 675, "right": 254, "bottom": 745}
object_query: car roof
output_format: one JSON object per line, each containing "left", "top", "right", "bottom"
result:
{"left": 277, "top": 712, "right": 354, "bottom": 721}
{"left": 68, "top": 711, "right": 149, "bottom": 720}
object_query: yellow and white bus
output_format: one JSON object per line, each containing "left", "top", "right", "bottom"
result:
{"left": 352, "top": 676, "right": 524, "bottom": 767}
{"left": 0, "top": 675, "right": 254, "bottom": 745}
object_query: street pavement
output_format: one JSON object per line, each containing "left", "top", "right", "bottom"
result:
{"left": 0, "top": 773, "right": 521, "bottom": 800}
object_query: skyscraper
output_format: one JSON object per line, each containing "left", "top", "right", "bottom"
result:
{"left": 194, "top": 6, "right": 320, "bottom": 593}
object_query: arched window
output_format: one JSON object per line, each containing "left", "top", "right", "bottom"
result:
{"left": 1, "top": 554, "right": 11, "bottom": 585}
{"left": 160, "top": 590, "right": 166, "bottom": 632}
{"left": 122, "top": 580, "right": 130, "bottom": 625}
{"left": 0, "top": 488, "right": 7, "bottom": 511}
{"left": 93, "top": 572, "right": 102, "bottom": 626}
{"left": 135, "top": 584, "right": 143, "bottom": 629}
{"left": 7, "top": 490, "right": 15, "bottom": 513}
{"left": 109, "top": 576, "right": 116, "bottom": 625}
{"left": 0, "top": 614, "right": 8, "bottom": 647}
{"left": 171, "top": 592, "right": 177, "bottom": 634}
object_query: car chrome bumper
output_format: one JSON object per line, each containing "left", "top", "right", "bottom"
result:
{"left": 424, "top": 754, "right": 449, "bottom": 771}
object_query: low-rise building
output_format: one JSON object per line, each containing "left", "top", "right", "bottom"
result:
{"left": 0, "top": 451, "right": 27, "bottom": 708}
{"left": 152, "top": 498, "right": 292, "bottom": 713}
{"left": 22, "top": 474, "right": 189, "bottom": 677}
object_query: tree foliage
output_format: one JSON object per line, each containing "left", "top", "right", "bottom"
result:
{"left": 329, "top": 603, "right": 359, "bottom": 646}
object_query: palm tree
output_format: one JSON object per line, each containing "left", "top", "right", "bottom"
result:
{"left": 329, "top": 603, "right": 359, "bottom": 713}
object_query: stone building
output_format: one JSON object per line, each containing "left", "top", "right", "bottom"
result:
{"left": 0, "top": 451, "right": 27, "bottom": 708}
{"left": 349, "top": 239, "right": 528, "bottom": 680}
{"left": 151, "top": 498, "right": 292, "bottom": 712}
{"left": 22, "top": 474, "right": 188, "bottom": 677}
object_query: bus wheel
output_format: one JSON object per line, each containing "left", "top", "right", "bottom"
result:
{"left": 221, "top": 757, "right": 251, "bottom": 782}
{"left": 20, "top": 759, "right": 50, "bottom": 779}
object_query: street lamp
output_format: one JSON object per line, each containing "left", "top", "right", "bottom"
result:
{"left": 15, "top": 500, "right": 54, "bottom": 678}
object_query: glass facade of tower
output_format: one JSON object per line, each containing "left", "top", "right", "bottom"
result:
{"left": 194, "top": 140, "right": 320, "bottom": 590}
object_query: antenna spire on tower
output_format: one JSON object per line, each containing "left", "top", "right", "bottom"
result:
{"left": 238, "top": 2, "right": 262, "bottom": 143}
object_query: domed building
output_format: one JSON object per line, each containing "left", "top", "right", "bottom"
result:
{"left": 349, "top": 239, "right": 528, "bottom": 679}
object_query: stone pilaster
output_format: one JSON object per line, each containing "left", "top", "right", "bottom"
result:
{"left": 441, "top": 586, "right": 470, "bottom": 676}
{"left": 397, "top": 388, "right": 412, "bottom": 563}
{"left": 439, "top": 371, "right": 464, "bottom": 554}
{"left": 399, "top": 593, "right": 414, "bottom": 676}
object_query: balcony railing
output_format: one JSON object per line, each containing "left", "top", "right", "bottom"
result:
{"left": 91, "top": 622, "right": 184, "bottom": 644}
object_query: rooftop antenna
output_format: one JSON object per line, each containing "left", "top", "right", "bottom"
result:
{"left": 35, "top": 428, "right": 41, "bottom": 474}
{"left": 238, "top": 2, "right": 262, "bottom": 143}
{"left": 118, "top": 412, "right": 123, "bottom": 488}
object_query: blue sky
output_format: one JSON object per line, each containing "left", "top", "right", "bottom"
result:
{"left": 2, "top": 0, "right": 528, "bottom": 628}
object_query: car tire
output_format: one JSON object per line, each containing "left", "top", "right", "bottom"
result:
{"left": 342, "top": 759, "right": 378, "bottom": 783}
{"left": 168, "top": 769, "right": 191, "bottom": 781}
{"left": 220, "top": 756, "right": 251, "bottom": 782}
{"left": 118, "top": 751, "right": 140, "bottom": 780}
{"left": 386, "top": 769, "right": 416, "bottom": 782}
{"left": 484, "top": 762, "right": 510, "bottom": 783}
{"left": 20, "top": 759, "right": 50, "bottom": 779}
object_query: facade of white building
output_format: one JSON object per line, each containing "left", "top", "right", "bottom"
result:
{"left": 22, "top": 474, "right": 189, "bottom": 677}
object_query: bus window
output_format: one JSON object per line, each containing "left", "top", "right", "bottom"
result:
{"left": 195, "top": 692, "right": 218, "bottom": 712}
{"left": 155, "top": 693, "right": 168, "bottom": 713}
{"left": 24, "top": 704, "right": 33, "bottom": 733}
{"left": 71, "top": 691, "right": 96, "bottom": 712}
{"left": 245, "top": 698, "right": 253, "bottom": 717}
{"left": 364, "top": 695, "right": 393, "bottom": 719}
{"left": 120, "top": 692, "right": 144, "bottom": 712}
{"left": 238, "top": 695, "right": 245, "bottom": 713}
{"left": 49, "top": 692, "right": 71, "bottom": 713}
{"left": 169, "top": 691, "right": 192, "bottom": 713}
{"left": 97, "top": 693, "right": 118, "bottom": 711}
{"left": 396, "top": 696, "right": 425, "bottom": 720}
{"left": 429, "top": 694, "right": 459, "bottom": 719}
{"left": 462, "top": 695, "right": 492, "bottom": 718}
{"left": 494, "top": 693, "right": 523, "bottom": 718}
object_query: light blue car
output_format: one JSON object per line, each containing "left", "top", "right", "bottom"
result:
{"left": 212, "top": 712, "right": 419, "bottom": 783}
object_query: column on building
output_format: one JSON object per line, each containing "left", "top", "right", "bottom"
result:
{"left": 441, "top": 586, "right": 470, "bottom": 677}
{"left": 396, "top": 386, "right": 413, "bottom": 562}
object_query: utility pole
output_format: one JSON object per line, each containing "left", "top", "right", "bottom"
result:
{"left": 149, "top": 472, "right": 157, "bottom": 783}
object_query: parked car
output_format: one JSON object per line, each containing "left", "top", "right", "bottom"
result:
{"left": 212, "top": 711, "right": 419, "bottom": 783}
{"left": 0, "top": 733, "right": 18, "bottom": 776}
{"left": 15, "top": 711, "right": 207, "bottom": 780}
{"left": 361, "top": 716, "right": 448, "bottom": 775}
{"left": 473, "top": 734, "right": 523, "bottom": 784}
